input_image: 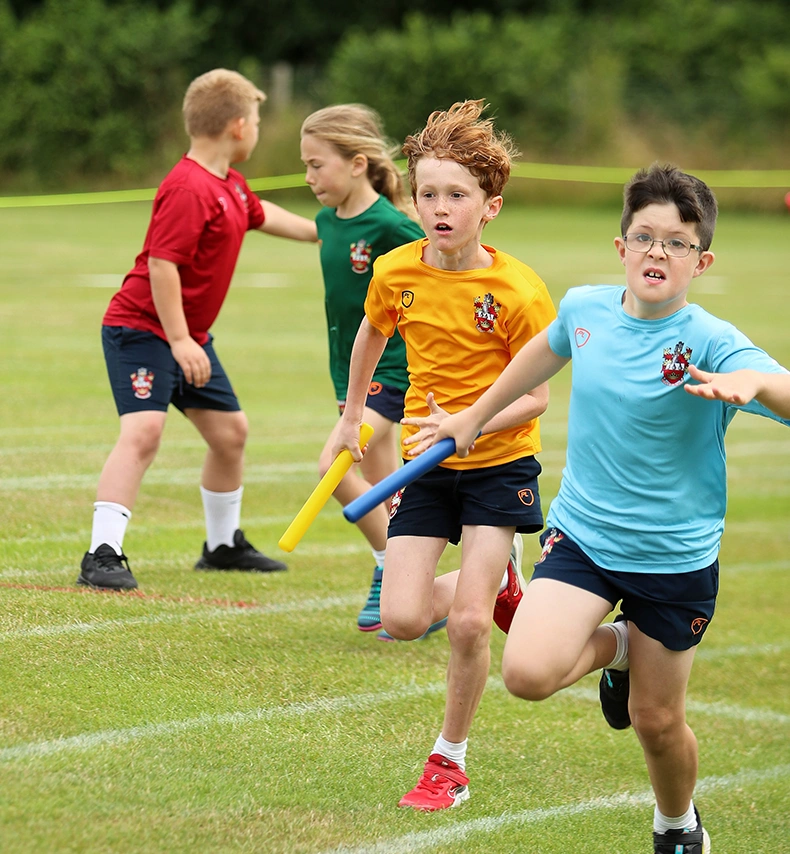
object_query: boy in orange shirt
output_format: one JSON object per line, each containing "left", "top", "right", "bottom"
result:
{"left": 333, "top": 100, "right": 556, "bottom": 809}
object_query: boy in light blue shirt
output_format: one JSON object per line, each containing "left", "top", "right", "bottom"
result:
{"left": 434, "top": 164, "right": 790, "bottom": 854}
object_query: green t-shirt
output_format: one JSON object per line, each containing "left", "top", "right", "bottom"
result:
{"left": 316, "top": 195, "right": 423, "bottom": 400}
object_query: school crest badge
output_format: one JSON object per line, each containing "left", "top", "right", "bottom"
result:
{"left": 233, "top": 182, "right": 249, "bottom": 208}
{"left": 350, "top": 239, "right": 372, "bottom": 274}
{"left": 389, "top": 487, "right": 405, "bottom": 519}
{"left": 535, "top": 528, "right": 564, "bottom": 564}
{"left": 473, "top": 293, "right": 501, "bottom": 333}
{"left": 662, "top": 341, "right": 693, "bottom": 386}
{"left": 131, "top": 367, "right": 155, "bottom": 400}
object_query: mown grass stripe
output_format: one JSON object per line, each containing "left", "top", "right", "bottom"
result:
{"left": 2, "top": 676, "right": 785, "bottom": 764}
{"left": 316, "top": 764, "right": 790, "bottom": 854}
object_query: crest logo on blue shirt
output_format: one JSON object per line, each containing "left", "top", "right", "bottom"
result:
{"left": 662, "top": 341, "right": 693, "bottom": 385}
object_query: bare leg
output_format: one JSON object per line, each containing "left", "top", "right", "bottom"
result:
{"left": 629, "top": 624, "right": 698, "bottom": 818}
{"left": 187, "top": 408, "right": 248, "bottom": 492}
{"left": 95, "top": 410, "right": 167, "bottom": 508}
{"left": 502, "top": 577, "right": 614, "bottom": 700}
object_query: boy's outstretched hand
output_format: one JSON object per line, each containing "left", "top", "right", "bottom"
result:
{"left": 401, "top": 392, "right": 449, "bottom": 457}
{"left": 684, "top": 365, "right": 761, "bottom": 406}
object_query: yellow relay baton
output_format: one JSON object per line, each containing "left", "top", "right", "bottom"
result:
{"left": 278, "top": 422, "right": 375, "bottom": 552}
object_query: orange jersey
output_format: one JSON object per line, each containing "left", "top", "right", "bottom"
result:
{"left": 365, "top": 238, "right": 556, "bottom": 469}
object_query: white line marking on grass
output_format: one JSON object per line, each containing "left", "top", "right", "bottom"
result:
{"left": 2, "top": 675, "right": 787, "bottom": 765}
{"left": 0, "top": 680, "right": 448, "bottom": 763}
{"left": 0, "top": 594, "right": 361, "bottom": 642}
{"left": 316, "top": 765, "right": 790, "bottom": 854}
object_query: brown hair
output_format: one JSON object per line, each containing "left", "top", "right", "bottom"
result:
{"left": 301, "top": 104, "right": 413, "bottom": 217}
{"left": 621, "top": 163, "right": 718, "bottom": 250}
{"left": 183, "top": 69, "right": 266, "bottom": 139}
{"left": 402, "top": 100, "right": 519, "bottom": 198}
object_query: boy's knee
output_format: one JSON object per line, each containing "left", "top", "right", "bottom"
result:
{"left": 501, "top": 654, "right": 560, "bottom": 701}
{"left": 631, "top": 703, "right": 684, "bottom": 746}
{"left": 446, "top": 605, "right": 492, "bottom": 651}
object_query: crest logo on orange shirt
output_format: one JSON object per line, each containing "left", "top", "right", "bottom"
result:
{"left": 350, "top": 239, "right": 372, "bottom": 274}
{"left": 473, "top": 293, "right": 501, "bottom": 333}
{"left": 401, "top": 290, "right": 414, "bottom": 308}
{"left": 662, "top": 341, "right": 693, "bottom": 385}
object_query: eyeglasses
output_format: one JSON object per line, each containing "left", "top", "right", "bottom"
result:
{"left": 623, "top": 233, "right": 703, "bottom": 258}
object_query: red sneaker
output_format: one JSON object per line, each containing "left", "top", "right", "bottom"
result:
{"left": 493, "top": 533, "right": 524, "bottom": 634}
{"left": 398, "top": 753, "right": 470, "bottom": 811}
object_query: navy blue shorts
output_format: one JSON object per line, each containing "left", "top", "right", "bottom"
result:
{"left": 102, "top": 326, "right": 240, "bottom": 416}
{"left": 387, "top": 456, "right": 544, "bottom": 545}
{"left": 337, "top": 381, "right": 405, "bottom": 423}
{"left": 531, "top": 528, "right": 719, "bottom": 651}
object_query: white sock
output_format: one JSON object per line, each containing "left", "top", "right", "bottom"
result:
{"left": 90, "top": 501, "right": 131, "bottom": 555}
{"left": 498, "top": 567, "right": 509, "bottom": 594}
{"left": 433, "top": 734, "right": 468, "bottom": 770}
{"left": 603, "top": 619, "right": 629, "bottom": 671}
{"left": 200, "top": 485, "right": 242, "bottom": 551}
{"left": 371, "top": 548, "right": 386, "bottom": 568}
{"left": 654, "top": 801, "right": 697, "bottom": 833}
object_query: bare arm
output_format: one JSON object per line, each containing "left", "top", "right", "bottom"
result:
{"left": 148, "top": 256, "right": 211, "bottom": 387}
{"left": 434, "top": 328, "right": 569, "bottom": 457}
{"left": 685, "top": 364, "right": 790, "bottom": 419}
{"left": 332, "top": 318, "right": 389, "bottom": 462}
{"left": 258, "top": 200, "right": 318, "bottom": 242}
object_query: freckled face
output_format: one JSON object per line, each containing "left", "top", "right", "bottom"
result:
{"left": 413, "top": 155, "right": 501, "bottom": 265}
{"left": 615, "top": 202, "right": 714, "bottom": 320}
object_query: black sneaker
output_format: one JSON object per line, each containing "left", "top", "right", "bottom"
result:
{"left": 599, "top": 613, "right": 630, "bottom": 729}
{"left": 194, "top": 529, "right": 287, "bottom": 573}
{"left": 653, "top": 807, "right": 711, "bottom": 853}
{"left": 77, "top": 544, "right": 138, "bottom": 590}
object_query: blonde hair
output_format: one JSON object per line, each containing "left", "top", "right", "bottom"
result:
{"left": 403, "top": 100, "right": 519, "bottom": 198}
{"left": 183, "top": 69, "right": 266, "bottom": 139}
{"left": 301, "top": 104, "right": 413, "bottom": 217}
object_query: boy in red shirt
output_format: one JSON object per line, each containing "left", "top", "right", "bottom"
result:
{"left": 79, "top": 69, "right": 317, "bottom": 590}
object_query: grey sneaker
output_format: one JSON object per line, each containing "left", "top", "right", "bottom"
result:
{"left": 78, "top": 544, "right": 138, "bottom": 590}
{"left": 195, "top": 529, "right": 287, "bottom": 573}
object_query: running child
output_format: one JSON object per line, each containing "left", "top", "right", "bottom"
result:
{"left": 434, "top": 163, "right": 790, "bottom": 851}
{"left": 333, "top": 100, "right": 556, "bottom": 809}
{"left": 79, "top": 69, "right": 318, "bottom": 591}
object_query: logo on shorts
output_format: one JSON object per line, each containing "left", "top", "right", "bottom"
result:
{"left": 473, "top": 293, "right": 501, "bottom": 333}
{"left": 518, "top": 488, "right": 535, "bottom": 506}
{"left": 535, "top": 528, "right": 564, "bottom": 564}
{"left": 662, "top": 341, "right": 693, "bottom": 385}
{"left": 389, "top": 487, "right": 405, "bottom": 519}
{"left": 350, "top": 239, "right": 372, "bottom": 274}
{"left": 131, "top": 367, "right": 154, "bottom": 400}
{"left": 402, "top": 290, "right": 414, "bottom": 308}
{"left": 691, "top": 617, "right": 708, "bottom": 635}
{"left": 368, "top": 381, "right": 382, "bottom": 395}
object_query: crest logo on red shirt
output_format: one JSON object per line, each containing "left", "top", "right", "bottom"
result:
{"left": 131, "top": 367, "right": 155, "bottom": 400}
{"left": 350, "top": 239, "right": 372, "bottom": 274}
{"left": 662, "top": 341, "right": 693, "bottom": 385}
{"left": 233, "top": 182, "right": 248, "bottom": 209}
{"left": 473, "top": 293, "right": 501, "bottom": 333}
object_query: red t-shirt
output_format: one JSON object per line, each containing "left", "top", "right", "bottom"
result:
{"left": 103, "top": 156, "right": 265, "bottom": 345}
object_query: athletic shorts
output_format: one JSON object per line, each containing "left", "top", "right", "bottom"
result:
{"left": 337, "top": 381, "right": 405, "bottom": 423}
{"left": 387, "top": 455, "right": 543, "bottom": 545}
{"left": 102, "top": 326, "right": 240, "bottom": 416}
{"left": 531, "top": 528, "right": 719, "bottom": 651}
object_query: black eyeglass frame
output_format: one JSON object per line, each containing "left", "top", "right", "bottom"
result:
{"left": 623, "top": 233, "right": 704, "bottom": 258}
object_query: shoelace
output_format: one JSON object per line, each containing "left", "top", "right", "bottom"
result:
{"left": 94, "top": 550, "right": 130, "bottom": 572}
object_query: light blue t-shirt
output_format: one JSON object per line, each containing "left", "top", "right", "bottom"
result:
{"left": 546, "top": 285, "right": 790, "bottom": 573}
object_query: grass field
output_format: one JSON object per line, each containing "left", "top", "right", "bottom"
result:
{"left": 0, "top": 197, "right": 788, "bottom": 853}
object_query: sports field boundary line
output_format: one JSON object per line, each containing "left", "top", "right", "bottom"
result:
{"left": 1, "top": 675, "right": 786, "bottom": 764}
{"left": 315, "top": 764, "right": 790, "bottom": 854}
